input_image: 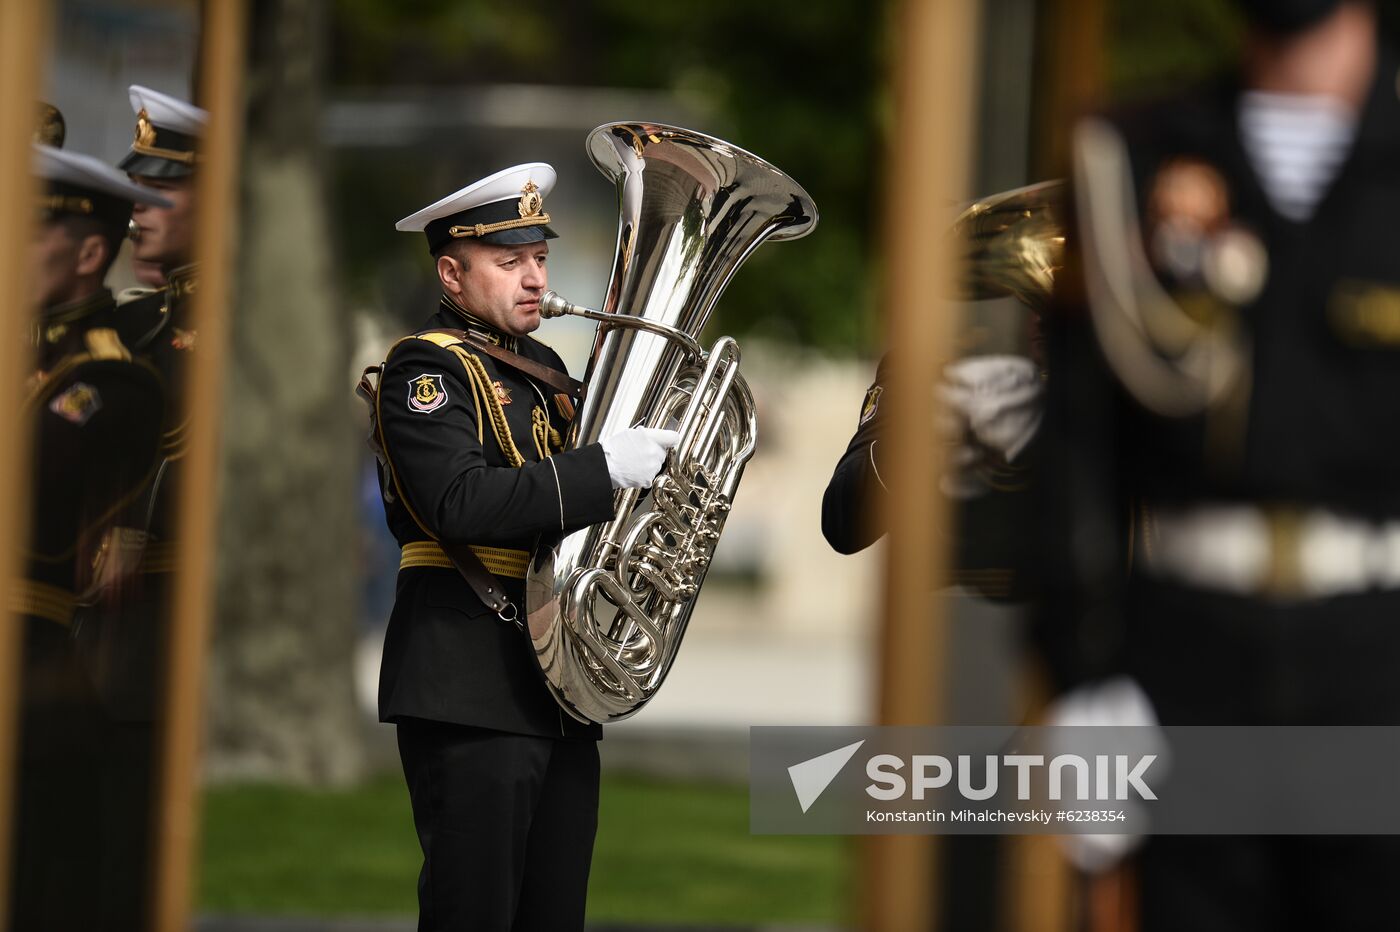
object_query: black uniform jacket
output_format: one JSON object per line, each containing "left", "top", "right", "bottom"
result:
{"left": 822, "top": 354, "right": 1038, "bottom": 601}
{"left": 375, "top": 298, "right": 613, "bottom": 740}
{"left": 21, "top": 290, "right": 165, "bottom": 629}
{"left": 70, "top": 267, "right": 198, "bottom": 720}
{"left": 1034, "top": 42, "right": 1400, "bottom": 705}
{"left": 113, "top": 263, "right": 197, "bottom": 480}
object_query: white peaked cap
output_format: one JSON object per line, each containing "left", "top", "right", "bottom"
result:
{"left": 34, "top": 144, "right": 172, "bottom": 209}
{"left": 127, "top": 84, "right": 208, "bottom": 134}
{"left": 396, "top": 162, "right": 556, "bottom": 232}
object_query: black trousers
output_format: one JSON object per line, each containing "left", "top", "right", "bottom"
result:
{"left": 1140, "top": 836, "right": 1400, "bottom": 932}
{"left": 1125, "top": 581, "right": 1400, "bottom": 930}
{"left": 396, "top": 718, "right": 600, "bottom": 931}
{"left": 10, "top": 619, "right": 105, "bottom": 930}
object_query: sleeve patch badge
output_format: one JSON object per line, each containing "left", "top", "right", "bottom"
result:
{"left": 859, "top": 385, "right": 883, "bottom": 425}
{"left": 49, "top": 381, "right": 102, "bottom": 425}
{"left": 407, "top": 373, "right": 448, "bottom": 413}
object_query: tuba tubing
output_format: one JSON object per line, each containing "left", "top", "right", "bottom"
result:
{"left": 525, "top": 122, "right": 817, "bottom": 724}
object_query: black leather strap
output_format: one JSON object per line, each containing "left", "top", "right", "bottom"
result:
{"left": 430, "top": 328, "right": 582, "bottom": 400}
{"left": 439, "top": 540, "right": 520, "bottom": 626}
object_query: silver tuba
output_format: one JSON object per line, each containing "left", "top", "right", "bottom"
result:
{"left": 525, "top": 122, "right": 818, "bottom": 724}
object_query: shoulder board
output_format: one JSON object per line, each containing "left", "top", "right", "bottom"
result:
{"left": 382, "top": 330, "right": 466, "bottom": 364}
{"left": 83, "top": 327, "right": 132, "bottom": 362}
{"left": 414, "top": 331, "right": 466, "bottom": 350}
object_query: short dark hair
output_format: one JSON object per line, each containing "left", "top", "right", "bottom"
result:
{"left": 54, "top": 213, "right": 123, "bottom": 279}
{"left": 431, "top": 238, "right": 473, "bottom": 270}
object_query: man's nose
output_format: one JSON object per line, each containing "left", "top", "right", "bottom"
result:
{"left": 522, "top": 264, "right": 545, "bottom": 289}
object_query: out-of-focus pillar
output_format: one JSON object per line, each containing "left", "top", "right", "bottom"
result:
{"left": 863, "top": 0, "right": 980, "bottom": 929}
{"left": 0, "top": 0, "right": 50, "bottom": 922}
{"left": 151, "top": 1, "right": 247, "bottom": 929}
{"left": 1032, "top": 0, "right": 1107, "bottom": 177}
{"left": 1009, "top": 1, "right": 1108, "bottom": 931}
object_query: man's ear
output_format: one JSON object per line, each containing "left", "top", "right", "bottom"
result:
{"left": 75, "top": 233, "right": 109, "bottom": 279}
{"left": 437, "top": 253, "right": 462, "bottom": 296}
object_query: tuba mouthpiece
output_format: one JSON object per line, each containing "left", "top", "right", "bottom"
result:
{"left": 539, "top": 290, "right": 577, "bottom": 319}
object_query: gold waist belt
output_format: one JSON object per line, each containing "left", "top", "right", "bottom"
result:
{"left": 11, "top": 580, "right": 76, "bottom": 626}
{"left": 399, "top": 541, "right": 529, "bottom": 580}
{"left": 140, "top": 539, "right": 177, "bottom": 574}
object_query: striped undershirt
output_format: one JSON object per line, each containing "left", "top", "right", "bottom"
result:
{"left": 1238, "top": 91, "right": 1357, "bottom": 223}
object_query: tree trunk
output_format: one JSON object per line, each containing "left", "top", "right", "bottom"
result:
{"left": 206, "top": 0, "right": 365, "bottom": 784}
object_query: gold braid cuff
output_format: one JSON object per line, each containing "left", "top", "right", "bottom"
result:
{"left": 531, "top": 405, "right": 562, "bottom": 459}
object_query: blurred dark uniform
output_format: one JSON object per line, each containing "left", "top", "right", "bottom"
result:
{"left": 1038, "top": 27, "right": 1400, "bottom": 932}
{"left": 70, "top": 92, "right": 203, "bottom": 927}
{"left": 81, "top": 265, "right": 197, "bottom": 713}
{"left": 822, "top": 353, "right": 1041, "bottom": 600}
{"left": 12, "top": 153, "right": 166, "bottom": 929}
{"left": 368, "top": 172, "right": 614, "bottom": 929}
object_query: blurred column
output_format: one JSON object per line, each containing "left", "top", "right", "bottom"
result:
{"left": 1007, "top": 1, "right": 1108, "bottom": 932}
{"left": 1032, "top": 0, "right": 1107, "bottom": 178}
{"left": 151, "top": 0, "right": 247, "bottom": 929}
{"left": 863, "top": 0, "right": 979, "bottom": 930}
{"left": 0, "top": 0, "right": 50, "bottom": 921}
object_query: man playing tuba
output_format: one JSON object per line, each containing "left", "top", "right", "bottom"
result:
{"left": 365, "top": 163, "right": 676, "bottom": 930}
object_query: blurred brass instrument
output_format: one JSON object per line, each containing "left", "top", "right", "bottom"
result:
{"left": 526, "top": 122, "right": 817, "bottom": 724}
{"left": 952, "top": 179, "right": 1065, "bottom": 313}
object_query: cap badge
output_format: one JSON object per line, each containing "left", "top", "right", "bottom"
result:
{"left": 518, "top": 180, "right": 545, "bottom": 220}
{"left": 35, "top": 103, "right": 65, "bottom": 148}
{"left": 408, "top": 373, "right": 448, "bottom": 414}
{"left": 135, "top": 108, "right": 158, "bottom": 149}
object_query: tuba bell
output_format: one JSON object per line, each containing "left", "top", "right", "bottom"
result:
{"left": 951, "top": 179, "right": 1066, "bottom": 313}
{"left": 526, "top": 122, "right": 818, "bottom": 724}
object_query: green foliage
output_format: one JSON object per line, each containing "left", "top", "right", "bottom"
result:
{"left": 329, "top": 0, "right": 883, "bottom": 352}
{"left": 583, "top": 1, "right": 886, "bottom": 349}
{"left": 1108, "top": 0, "right": 1242, "bottom": 97}
{"left": 328, "top": 0, "right": 1400, "bottom": 353}
{"left": 199, "top": 774, "right": 850, "bottom": 922}
{"left": 331, "top": 0, "right": 558, "bottom": 82}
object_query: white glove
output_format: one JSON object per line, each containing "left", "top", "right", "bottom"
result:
{"left": 1044, "top": 677, "right": 1167, "bottom": 874}
{"left": 600, "top": 427, "right": 680, "bottom": 490}
{"left": 939, "top": 355, "right": 1043, "bottom": 462}
{"left": 935, "top": 355, "right": 1043, "bottom": 501}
